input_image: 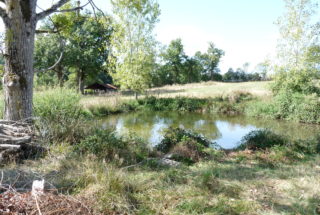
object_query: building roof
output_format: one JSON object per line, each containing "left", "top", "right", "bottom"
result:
{"left": 85, "top": 83, "right": 118, "bottom": 90}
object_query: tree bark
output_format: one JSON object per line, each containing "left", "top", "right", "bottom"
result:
{"left": 0, "top": 0, "right": 71, "bottom": 121}
{"left": 55, "top": 65, "right": 64, "bottom": 88}
{"left": 3, "top": 0, "right": 37, "bottom": 121}
{"left": 77, "top": 69, "right": 85, "bottom": 94}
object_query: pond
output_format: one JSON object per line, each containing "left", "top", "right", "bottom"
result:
{"left": 101, "top": 111, "right": 320, "bottom": 149}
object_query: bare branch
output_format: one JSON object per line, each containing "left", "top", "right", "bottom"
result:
{"left": 56, "top": 2, "right": 90, "bottom": 13}
{"left": 36, "top": 29, "right": 58, "bottom": 34}
{"left": 36, "top": 0, "right": 70, "bottom": 21}
{"left": 36, "top": 0, "right": 90, "bottom": 21}
{"left": 35, "top": 52, "right": 64, "bottom": 73}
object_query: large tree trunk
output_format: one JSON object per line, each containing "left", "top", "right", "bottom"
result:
{"left": 3, "top": 0, "right": 37, "bottom": 121}
{"left": 77, "top": 70, "right": 85, "bottom": 94}
{"left": 56, "top": 65, "right": 64, "bottom": 88}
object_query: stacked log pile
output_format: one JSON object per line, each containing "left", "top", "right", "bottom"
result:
{"left": 0, "top": 121, "right": 43, "bottom": 163}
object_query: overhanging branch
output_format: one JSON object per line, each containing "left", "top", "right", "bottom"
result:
{"left": 36, "top": 0, "right": 70, "bottom": 21}
{"left": 35, "top": 52, "right": 64, "bottom": 73}
{"left": 36, "top": 0, "right": 90, "bottom": 21}
{"left": 36, "top": 29, "right": 59, "bottom": 34}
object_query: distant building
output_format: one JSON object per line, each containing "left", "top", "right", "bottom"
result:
{"left": 84, "top": 83, "right": 118, "bottom": 94}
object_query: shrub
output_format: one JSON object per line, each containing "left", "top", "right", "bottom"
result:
{"left": 33, "top": 89, "right": 89, "bottom": 144}
{"left": 156, "top": 127, "right": 217, "bottom": 164}
{"left": 237, "top": 129, "right": 288, "bottom": 151}
{"left": 226, "top": 91, "right": 253, "bottom": 103}
{"left": 271, "top": 68, "right": 319, "bottom": 95}
{"left": 74, "top": 129, "right": 149, "bottom": 166}
{"left": 248, "top": 91, "right": 320, "bottom": 124}
{"left": 156, "top": 127, "right": 213, "bottom": 153}
{"left": 138, "top": 96, "right": 209, "bottom": 112}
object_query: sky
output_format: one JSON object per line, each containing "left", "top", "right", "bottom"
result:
{"left": 0, "top": 0, "right": 285, "bottom": 73}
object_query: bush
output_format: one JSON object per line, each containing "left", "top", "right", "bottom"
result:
{"left": 237, "top": 129, "right": 288, "bottom": 151}
{"left": 33, "top": 88, "right": 89, "bottom": 144}
{"left": 156, "top": 127, "right": 217, "bottom": 164}
{"left": 138, "top": 96, "right": 209, "bottom": 112}
{"left": 74, "top": 129, "right": 150, "bottom": 166}
{"left": 248, "top": 91, "right": 320, "bottom": 124}
{"left": 271, "top": 68, "right": 319, "bottom": 95}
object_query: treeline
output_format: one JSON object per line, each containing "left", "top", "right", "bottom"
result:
{"left": 31, "top": 0, "right": 269, "bottom": 94}
{"left": 150, "top": 39, "right": 268, "bottom": 87}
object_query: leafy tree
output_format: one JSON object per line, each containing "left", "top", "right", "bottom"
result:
{"left": 223, "top": 68, "right": 235, "bottom": 82}
{"left": 35, "top": 7, "right": 113, "bottom": 93}
{"left": 195, "top": 43, "right": 224, "bottom": 81}
{"left": 273, "top": 0, "right": 319, "bottom": 94}
{"left": 34, "top": 34, "right": 67, "bottom": 87}
{"left": 161, "top": 38, "right": 187, "bottom": 84}
{"left": 110, "top": 0, "right": 160, "bottom": 96}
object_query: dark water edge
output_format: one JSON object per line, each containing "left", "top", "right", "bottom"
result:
{"left": 101, "top": 111, "right": 320, "bottom": 149}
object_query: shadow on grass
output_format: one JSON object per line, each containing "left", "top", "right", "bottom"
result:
{"left": 258, "top": 196, "right": 320, "bottom": 215}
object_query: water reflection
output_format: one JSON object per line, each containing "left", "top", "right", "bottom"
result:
{"left": 101, "top": 111, "right": 320, "bottom": 149}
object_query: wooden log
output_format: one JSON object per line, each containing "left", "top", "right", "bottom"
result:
{"left": 0, "top": 144, "right": 21, "bottom": 149}
{"left": 0, "top": 135, "right": 31, "bottom": 145}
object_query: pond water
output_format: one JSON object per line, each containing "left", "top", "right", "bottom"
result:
{"left": 101, "top": 111, "right": 320, "bottom": 149}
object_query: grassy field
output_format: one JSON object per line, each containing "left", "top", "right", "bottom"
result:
{"left": 148, "top": 81, "right": 272, "bottom": 98}
{"left": 80, "top": 81, "right": 272, "bottom": 111}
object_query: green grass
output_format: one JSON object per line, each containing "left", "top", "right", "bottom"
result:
{"left": 6, "top": 144, "right": 319, "bottom": 215}
{"left": 80, "top": 81, "right": 271, "bottom": 115}
{"left": 1, "top": 81, "right": 320, "bottom": 214}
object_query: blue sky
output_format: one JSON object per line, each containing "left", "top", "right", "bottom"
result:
{"left": 1, "top": 0, "right": 286, "bottom": 72}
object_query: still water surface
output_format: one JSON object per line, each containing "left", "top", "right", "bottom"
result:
{"left": 101, "top": 111, "right": 320, "bottom": 149}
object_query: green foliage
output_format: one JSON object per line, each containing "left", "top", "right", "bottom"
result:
{"left": 275, "top": 0, "right": 317, "bottom": 70}
{"left": 248, "top": 91, "right": 320, "bottom": 124}
{"left": 194, "top": 42, "right": 224, "bottom": 81}
{"left": 272, "top": 0, "right": 319, "bottom": 97}
{"left": 237, "top": 129, "right": 288, "bottom": 151}
{"left": 155, "top": 127, "right": 217, "bottom": 164}
{"left": 34, "top": 89, "right": 88, "bottom": 143}
{"left": 237, "top": 129, "right": 320, "bottom": 161}
{"left": 35, "top": 9, "right": 113, "bottom": 91}
{"left": 110, "top": 0, "right": 160, "bottom": 93}
{"left": 271, "top": 68, "right": 318, "bottom": 94}
{"left": 137, "top": 96, "right": 209, "bottom": 112}
{"left": 74, "top": 129, "right": 149, "bottom": 165}
{"left": 156, "top": 127, "right": 213, "bottom": 153}
{"left": 153, "top": 40, "right": 226, "bottom": 86}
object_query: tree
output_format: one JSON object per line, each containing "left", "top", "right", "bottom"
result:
{"left": 0, "top": 0, "right": 84, "bottom": 120}
{"left": 275, "top": 0, "right": 318, "bottom": 70}
{"left": 195, "top": 42, "right": 224, "bottom": 81}
{"left": 35, "top": 7, "right": 113, "bottom": 93}
{"left": 34, "top": 34, "right": 67, "bottom": 87}
{"left": 273, "top": 0, "right": 319, "bottom": 94}
{"left": 161, "top": 38, "right": 187, "bottom": 84}
{"left": 110, "top": 0, "right": 160, "bottom": 96}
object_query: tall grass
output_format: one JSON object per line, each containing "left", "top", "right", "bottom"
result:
{"left": 34, "top": 88, "right": 91, "bottom": 144}
{"left": 247, "top": 91, "right": 320, "bottom": 124}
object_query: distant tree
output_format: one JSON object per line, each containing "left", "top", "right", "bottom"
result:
{"left": 195, "top": 43, "right": 224, "bottom": 81}
{"left": 110, "top": 0, "right": 160, "bottom": 97}
{"left": 223, "top": 68, "right": 235, "bottom": 81}
{"left": 183, "top": 56, "right": 202, "bottom": 83}
{"left": 161, "top": 38, "right": 187, "bottom": 84}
